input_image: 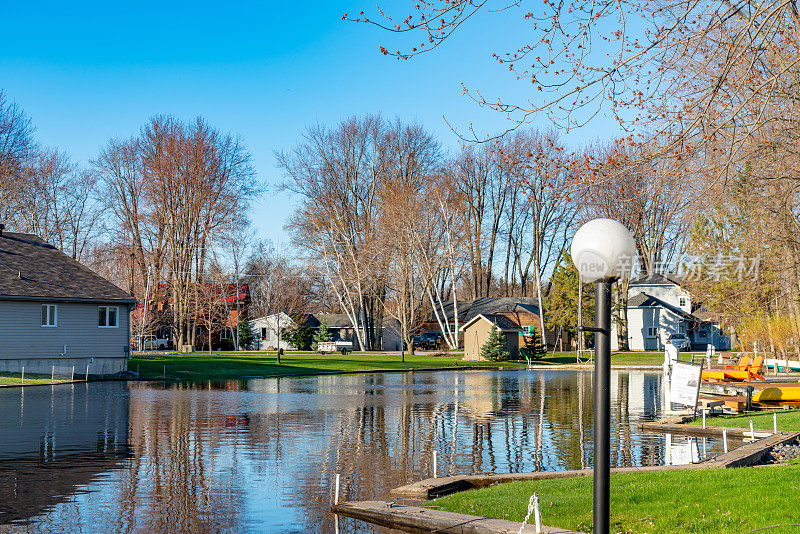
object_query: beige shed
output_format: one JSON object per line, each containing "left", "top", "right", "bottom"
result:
{"left": 460, "top": 313, "right": 522, "bottom": 361}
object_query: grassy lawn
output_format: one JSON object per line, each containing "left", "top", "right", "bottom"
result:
{"left": 0, "top": 372, "right": 67, "bottom": 385}
{"left": 425, "top": 465, "right": 800, "bottom": 533}
{"left": 128, "top": 350, "right": 666, "bottom": 381}
{"left": 530, "top": 351, "right": 665, "bottom": 366}
{"left": 688, "top": 409, "right": 800, "bottom": 431}
{"left": 128, "top": 351, "right": 529, "bottom": 380}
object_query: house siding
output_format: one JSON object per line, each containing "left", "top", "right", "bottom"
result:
{"left": 0, "top": 300, "right": 131, "bottom": 375}
{"left": 463, "top": 320, "right": 519, "bottom": 361}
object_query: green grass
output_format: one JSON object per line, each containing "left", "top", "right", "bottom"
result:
{"left": 524, "top": 351, "right": 665, "bottom": 366}
{"left": 688, "top": 409, "right": 800, "bottom": 431}
{"left": 128, "top": 351, "right": 530, "bottom": 380}
{"left": 425, "top": 465, "right": 800, "bottom": 533}
{"left": 128, "top": 350, "right": 667, "bottom": 381}
{"left": 536, "top": 351, "right": 665, "bottom": 366}
{"left": 0, "top": 372, "right": 69, "bottom": 385}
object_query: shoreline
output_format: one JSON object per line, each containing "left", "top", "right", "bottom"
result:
{"left": 0, "top": 361, "right": 665, "bottom": 388}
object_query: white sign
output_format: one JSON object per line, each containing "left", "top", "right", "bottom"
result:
{"left": 670, "top": 360, "right": 702, "bottom": 408}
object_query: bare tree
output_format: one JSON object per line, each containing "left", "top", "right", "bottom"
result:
{"left": 377, "top": 121, "right": 441, "bottom": 355}
{"left": 351, "top": 0, "right": 800, "bottom": 184}
{"left": 245, "top": 240, "right": 314, "bottom": 360}
{"left": 0, "top": 91, "right": 36, "bottom": 225}
{"left": 281, "top": 115, "right": 387, "bottom": 351}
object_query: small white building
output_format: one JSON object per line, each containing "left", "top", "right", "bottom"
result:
{"left": 612, "top": 274, "right": 730, "bottom": 351}
{"left": 248, "top": 312, "right": 296, "bottom": 351}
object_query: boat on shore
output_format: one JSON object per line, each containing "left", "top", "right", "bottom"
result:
{"left": 763, "top": 358, "right": 800, "bottom": 372}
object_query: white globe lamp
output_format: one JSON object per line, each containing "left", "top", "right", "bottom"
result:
{"left": 571, "top": 218, "right": 636, "bottom": 282}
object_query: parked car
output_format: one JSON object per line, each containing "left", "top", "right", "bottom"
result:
{"left": 412, "top": 333, "right": 442, "bottom": 350}
{"left": 138, "top": 334, "right": 170, "bottom": 351}
{"left": 666, "top": 333, "right": 691, "bottom": 351}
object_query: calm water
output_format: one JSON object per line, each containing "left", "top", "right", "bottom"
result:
{"left": 0, "top": 369, "right": 732, "bottom": 532}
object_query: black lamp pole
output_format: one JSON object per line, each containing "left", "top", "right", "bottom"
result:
{"left": 593, "top": 280, "right": 613, "bottom": 534}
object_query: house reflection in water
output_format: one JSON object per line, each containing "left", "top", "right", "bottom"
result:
{"left": 0, "top": 370, "right": 729, "bottom": 533}
{"left": 0, "top": 382, "right": 130, "bottom": 524}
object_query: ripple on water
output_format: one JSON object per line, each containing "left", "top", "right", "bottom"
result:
{"left": 0, "top": 369, "right": 731, "bottom": 532}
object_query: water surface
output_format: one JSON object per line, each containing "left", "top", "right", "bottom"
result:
{"left": 0, "top": 369, "right": 731, "bottom": 532}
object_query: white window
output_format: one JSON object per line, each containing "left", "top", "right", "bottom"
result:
{"left": 648, "top": 327, "right": 658, "bottom": 336}
{"left": 221, "top": 328, "right": 229, "bottom": 340}
{"left": 41, "top": 304, "right": 57, "bottom": 327}
{"left": 679, "top": 323, "right": 686, "bottom": 333}
{"left": 679, "top": 297, "right": 686, "bottom": 306}
{"left": 98, "top": 306, "right": 119, "bottom": 328}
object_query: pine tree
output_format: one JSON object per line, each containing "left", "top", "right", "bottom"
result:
{"left": 286, "top": 318, "right": 313, "bottom": 350}
{"left": 237, "top": 317, "right": 254, "bottom": 350}
{"left": 481, "top": 323, "right": 510, "bottom": 361}
{"left": 312, "top": 317, "right": 333, "bottom": 351}
{"left": 524, "top": 327, "right": 547, "bottom": 360}
{"left": 546, "top": 249, "right": 596, "bottom": 344}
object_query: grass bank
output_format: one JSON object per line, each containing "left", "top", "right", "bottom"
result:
{"left": 128, "top": 350, "right": 665, "bottom": 381}
{"left": 529, "top": 351, "right": 666, "bottom": 367}
{"left": 128, "top": 351, "right": 526, "bottom": 380}
{"left": 425, "top": 465, "right": 800, "bottom": 533}
{"left": 688, "top": 409, "right": 800, "bottom": 431}
{"left": 0, "top": 372, "right": 70, "bottom": 386}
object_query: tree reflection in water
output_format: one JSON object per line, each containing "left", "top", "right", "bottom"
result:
{"left": 0, "top": 370, "right": 734, "bottom": 533}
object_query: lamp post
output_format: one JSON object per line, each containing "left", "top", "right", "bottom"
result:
{"left": 571, "top": 218, "right": 636, "bottom": 534}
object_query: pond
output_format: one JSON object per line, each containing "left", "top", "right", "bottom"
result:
{"left": 0, "top": 369, "right": 732, "bottom": 532}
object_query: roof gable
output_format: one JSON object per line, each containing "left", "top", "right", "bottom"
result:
{"left": 0, "top": 232, "right": 135, "bottom": 303}
{"left": 460, "top": 313, "right": 522, "bottom": 332}
{"left": 628, "top": 291, "right": 707, "bottom": 323}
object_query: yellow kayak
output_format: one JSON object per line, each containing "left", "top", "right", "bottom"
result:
{"left": 753, "top": 387, "right": 800, "bottom": 402}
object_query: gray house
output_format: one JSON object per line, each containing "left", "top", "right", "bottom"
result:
{"left": 0, "top": 229, "right": 136, "bottom": 375}
{"left": 611, "top": 274, "right": 730, "bottom": 351}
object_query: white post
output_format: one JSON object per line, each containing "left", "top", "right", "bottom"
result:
{"left": 749, "top": 420, "right": 755, "bottom": 441}
{"left": 533, "top": 492, "right": 542, "bottom": 534}
{"left": 21, "top": 366, "right": 24, "bottom": 385}
{"left": 51, "top": 365, "right": 54, "bottom": 383}
{"left": 334, "top": 474, "right": 341, "bottom": 505}
{"left": 71, "top": 366, "right": 74, "bottom": 381}
{"left": 723, "top": 428, "right": 728, "bottom": 453}
{"left": 433, "top": 450, "right": 438, "bottom": 478}
{"left": 774, "top": 412, "right": 778, "bottom": 434}
{"left": 702, "top": 409, "right": 706, "bottom": 429}
{"left": 86, "top": 364, "right": 89, "bottom": 381}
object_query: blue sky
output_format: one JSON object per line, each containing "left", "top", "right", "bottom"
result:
{"left": 1, "top": 1, "right": 622, "bottom": 246}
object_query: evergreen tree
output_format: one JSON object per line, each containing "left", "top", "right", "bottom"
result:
{"left": 285, "top": 318, "right": 313, "bottom": 350}
{"left": 481, "top": 323, "right": 510, "bottom": 361}
{"left": 238, "top": 317, "right": 254, "bottom": 350}
{"left": 546, "top": 249, "right": 596, "bottom": 345}
{"left": 312, "top": 317, "right": 333, "bottom": 351}
{"left": 524, "top": 327, "right": 547, "bottom": 360}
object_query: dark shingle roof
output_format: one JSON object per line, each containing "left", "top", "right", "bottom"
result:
{"left": 0, "top": 231, "right": 135, "bottom": 303}
{"left": 460, "top": 313, "right": 522, "bottom": 332}
{"left": 432, "top": 297, "right": 543, "bottom": 324}
{"left": 316, "top": 313, "right": 355, "bottom": 329}
{"left": 627, "top": 291, "right": 706, "bottom": 323}
{"left": 629, "top": 273, "right": 685, "bottom": 287}
{"left": 627, "top": 292, "right": 661, "bottom": 307}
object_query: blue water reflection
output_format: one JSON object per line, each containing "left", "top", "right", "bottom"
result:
{"left": 0, "top": 370, "right": 733, "bottom": 532}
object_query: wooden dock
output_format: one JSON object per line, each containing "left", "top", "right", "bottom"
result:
{"left": 332, "top": 500, "right": 585, "bottom": 533}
